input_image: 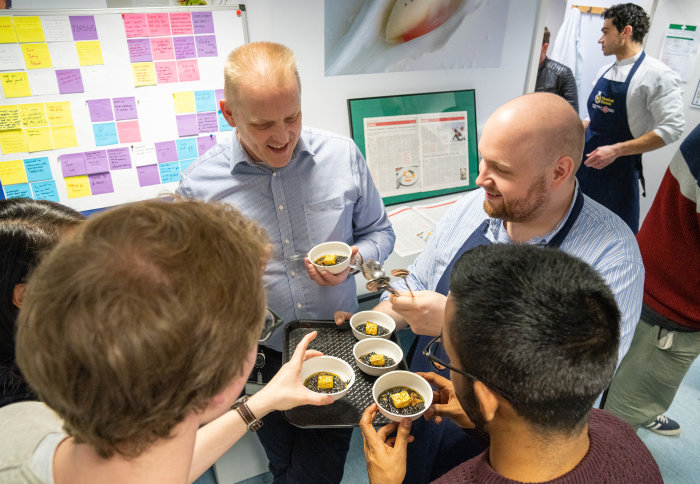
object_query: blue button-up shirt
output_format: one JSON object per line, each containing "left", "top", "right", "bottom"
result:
{"left": 177, "top": 127, "right": 395, "bottom": 350}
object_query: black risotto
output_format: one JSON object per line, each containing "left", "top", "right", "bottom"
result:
{"left": 378, "top": 386, "right": 425, "bottom": 415}
{"left": 356, "top": 322, "right": 390, "bottom": 336}
{"left": 359, "top": 352, "right": 396, "bottom": 367}
{"left": 303, "top": 371, "right": 347, "bottom": 394}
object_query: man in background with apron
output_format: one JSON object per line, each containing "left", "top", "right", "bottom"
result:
{"left": 579, "top": 3, "right": 684, "bottom": 233}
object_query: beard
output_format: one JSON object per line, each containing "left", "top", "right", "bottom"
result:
{"left": 483, "top": 175, "right": 548, "bottom": 223}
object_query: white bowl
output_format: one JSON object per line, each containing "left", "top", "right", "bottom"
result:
{"left": 300, "top": 355, "right": 355, "bottom": 401}
{"left": 307, "top": 242, "right": 352, "bottom": 275}
{"left": 353, "top": 338, "right": 403, "bottom": 376}
{"left": 350, "top": 310, "right": 396, "bottom": 341}
{"left": 372, "top": 370, "right": 433, "bottom": 422}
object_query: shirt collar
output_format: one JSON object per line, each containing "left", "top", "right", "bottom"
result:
{"left": 228, "top": 128, "right": 313, "bottom": 173}
{"left": 615, "top": 50, "right": 643, "bottom": 67}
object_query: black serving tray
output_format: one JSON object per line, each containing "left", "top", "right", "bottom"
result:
{"left": 282, "top": 320, "right": 408, "bottom": 428}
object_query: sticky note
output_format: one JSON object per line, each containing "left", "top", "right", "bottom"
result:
{"left": 177, "top": 59, "right": 199, "bottom": 82}
{"left": 113, "top": 97, "right": 137, "bottom": 121}
{"left": 130, "top": 143, "right": 157, "bottom": 167}
{"left": 122, "top": 13, "right": 148, "bottom": 38}
{"left": 31, "top": 180, "right": 59, "bottom": 202}
{"left": 13, "top": 16, "right": 45, "bottom": 43}
{"left": 127, "top": 38, "right": 152, "bottom": 63}
{"left": 76, "top": 41, "right": 103, "bottom": 66}
{"left": 46, "top": 101, "right": 73, "bottom": 126}
{"left": 24, "top": 156, "right": 52, "bottom": 182}
{"left": 87, "top": 98, "right": 113, "bottom": 123}
{"left": 197, "top": 112, "right": 218, "bottom": 133}
{"left": 150, "top": 37, "right": 174, "bottom": 61}
{"left": 195, "top": 35, "right": 217, "bottom": 58}
{"left": 0, "top": 44, "right": 25, "bottom": 70}
{"left": 132, "top": 62, "right": 156, "bottom": 87}
{"left": 1, "top": 72, "right": 32, "bottom": 98}
{"left": 155, "top": 140, "right": 178, "bottom": 163}
{"left": 116, "top": 120, "right": 141, "bottom": 143}
{"left": 137, "top": 164, "right": 160, "bottom": 187}
{"left": 50, "top": 124, "right": 78, "bottom": 149}
{"left": 173, "top": 91, "right": 195, "bottom": 114}
{"left": 173, "top": 36, "right": 196, "bottom": 60}
{"left": 60, "top": 152, "right": 87, "bottom": 177}
{"left": 197, "top": 135, "right": 216, "bottom": 155}
{"left": 27, "top": 69, "right": 59, "bottom": 96}
{"left": 192, "top": 12, "right": 215, "bottom": 35}
{"left": 0, "top": 105, "right": 21, "bottom": 131}
{"left": 169, "top": 12, "right": 193, "bottom": 35}
{"left": 176, "top": 114, "right": 198, "bottom": 137}
{"left": 107, "top": 147, "right": 131, "bottom": 170}
{"left": 18, "top": 103, "right": 47, "bottom": 128}
{"left": 180, "top": 158, "right": 196, "bottom": 173}
{"left": 41, "top": 16, "right": 73, "bottom": 42}
{"left": 0, "top": 159, "right": 28, "bottom": 185}
{"left": 55, "top": 69, "right": 84, "bottom": 94}
{"left": 65, "top": 175, "right": 91, "bottom": 199}
{"left": 0, "top": 129, "right": 27, "bottom": 154}
{"left": 215, "top": 89, "right": 225, "bottom": 104}
{"left": 217, "top": 110, "right": 232, "bottom": 131}
{"left": 25, "top": 127, "right": 52, "bottom": 152}
{"left": 89, "top": 172, "right": 114, "bottom": 195}
{"left": 69, "top": 15, "right": 98, "bottom": 41}
{"left": 93, "top": 122, "right": 119, "bottom": 146}
{"left": 4, "top": 183, "right": 31, "bottom": 199}
{"left": 155, "top": 61, "right": 177, "bottom": 84}
{"left": 84, "top": 149, "right": 109, "bottom": 174}
{"left": 0, "top": 17, "right": 18, "bottom": 44}
{"left": 158, "top": 161, "right": 180, "bottom": 184}
{"left": 194, "top": 90, "right": 216, "bottom": 113}
{"left": 175, "top": 138, "right": 197, "bottom": 160}
{"left": 146, "top": 13, "right": 171, "bottom": 37}
{"left": 21, "top": 43, "right": 52, "bottom": 69}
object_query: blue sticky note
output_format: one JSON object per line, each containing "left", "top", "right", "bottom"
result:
{"left": 24, "top": 157, "right": 53, "bottom": 182}
{"left": 175, "top": 138, "right": 198, "bottom": 160}
{"left": 31, "top": 180, "right": 59, "bottom": 202}
{"left": 179, "top": 158, "right": 196, "bottom": 173}
{"left": 93, "top": 122, "right": 119, "bottom": 147}
{"left": 158, "top": 161, "right": 181, "bottom": 184}
{"left": 4, "top": 183, "right": 32, "bottom": 199}
{"left": 217, "top": 110, "right": 232, "bottom": 131}
{"left": 194, "top": 90, "right": 217, "bottom": 113}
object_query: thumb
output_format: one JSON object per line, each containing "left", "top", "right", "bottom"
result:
{"left": 394, "top": 418, "right": 412, "bottom": 447}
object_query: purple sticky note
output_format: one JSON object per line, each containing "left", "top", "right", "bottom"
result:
{"left": 84, "top": 150, "right": 109, "bottom": 174}
{"left": 176, "top": 114, "right": 198, "bottom": 137}
{"left": 70, "top": 16, "right": 98, "bottom": 41}
{"left": 137, "top": 164, "right": 161, "bottom": 187}
{"left": 215, "top": 89, "right": 224, "bottom": 105}
{"left": 127, "top": 38, "right": 153, "bottom": 63}
{"left": 197, "top": 112, "right": 218, "bottom": 133}
{"left": 155, "top": 140, "right": 178, "bottom": 163}
{"left": 89, "top": 172, "right": 114, "bottom": 195}
{"left": 107, "top": 147, "right": 132, "bottom": 170}
{"left": 197, "top": 135, "right": 216, "bottom": 156}
{"left": 113, "top": 97, "right": 137, "bottom": 121}
{"left": 192, "top": 12, "right": 214, "bottom": 34}
{"left": 87, "top": 98, "right": 113, "bottom": 123}
{"left": 56, "top": 69, "right": 84, "bottom": 94}
{"left": 195, "top": 35, "right": 217, "bottom": 57}
{"left": 173, "top": 36, "right": 196, "bottom": 60}
{"left": 60, "top": 152, "right": 87, "bottom": 177}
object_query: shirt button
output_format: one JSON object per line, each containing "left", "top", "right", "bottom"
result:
{"left": 297, "top": 303, "right": 302, "bottom": 309}
{"left": 278, "top": 205, "right": 284, "bottom": 210}
{"left": 291, "top": 271, "right": 296, "bottom": 276}
{"left": 272, "top": 172, "right": 277, "bottom": 176}
{"left": 285, "top": 239, "right": 290, "bottom": 244}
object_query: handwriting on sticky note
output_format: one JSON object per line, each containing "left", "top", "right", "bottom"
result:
{"left": 1, "top": 72, "right": 32, "bottom": 98}
{"left": 0, "top": 105, "right": 21, "bottom": 130}
{"left": 132, "top": 62, "right": 156, "bottom": 87}
{"left": 18, "top": 103, "right": 48, "bottom": 128}
{"left": 65, "top": 175, "right": 91, "bottom": 199}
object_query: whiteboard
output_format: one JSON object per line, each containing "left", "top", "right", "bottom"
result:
{"left": 0, "top": 6, "right": 247, "bottom": 212}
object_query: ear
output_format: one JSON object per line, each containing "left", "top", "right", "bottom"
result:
{"left": 621, "top": 24, "right": 633, "bottom": 40}
{"left": 541, "top": 43, "right": 549, "bottom": 56}
{"left": 220, "top": 99, "right": 236, "bottom": 128}
{"left": 12, "top": 283, "right": 25, "bottom": 309}
{"left": 474, "top": 380, "right": 499, "bottom": 422}
{"left": 549, "top": 155, "right": 574, "bottom": 188}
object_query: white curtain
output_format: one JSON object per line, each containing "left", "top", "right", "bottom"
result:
{"left": 550, "top": 7, "right": 583, "bottom": 105}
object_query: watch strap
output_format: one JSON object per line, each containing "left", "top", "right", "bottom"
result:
{"left": 233, "top": 395, "right": 263, "bottom": 431}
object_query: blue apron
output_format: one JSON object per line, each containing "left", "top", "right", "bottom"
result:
{"left": 577, "top": 52, "right": 646, "bottom": 233}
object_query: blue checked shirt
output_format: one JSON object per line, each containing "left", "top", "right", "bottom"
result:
{"left": 177, "top": 127, "right": 395, "bottom": 350}
{"left": 385, "top": 185, "right": 644, "bottom": 364}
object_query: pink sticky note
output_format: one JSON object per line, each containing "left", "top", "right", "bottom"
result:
{"left": 192, "top": 12, "right": 214, "bottom": 35}
{"left": 107, "top": 147, "right": 131, "bottom": 170}
{"left": 60, "top": 152, "right": 87, "bottom": 177}
{"left": 89, "top": 172, "right": 114, "bottom": 195}
{"left": 147, "top": 13, "right": 171, "bottom": 37}
{"left": 84, "top": 150, "right": 109, "bottom": 174}
{"left": 150, "top": 37, "right": 174, "bottom": 60}
{"left": 176, "top": 114, "right": 198, "bottom": 137}
{"left": 123, "top": 13, "right": 148, "bottom": 38}
{"left": 87, "top": 98, "right": 114, "bottom": 123}
{"left": 116, "top": 120, "right": 141, "bottom": 143}
{"left": 195, "top": 35, "right": 217, "bottom": 57}
{"left": 197, "top": 112, "right": 218, "bottom": 133}
{"left": 113, "top": 97, "right": 137, "bottom": 121}
{"left": 197, "top": 135, "right": 216, "bottom": 155}
{"left": 56, "top": 69, "right": 84, "bottom": 94}
{"left": 173, "top": 36, "right": 196, "bottom": 60}
{"left": 155, "top": 61, "right": 178, "bottom": 84}
{"left": 137, "top": 164, "right": 160, "bottom": 187}
{"left": 177, "top": 59, "right": 199, "bottom": 82}
{"left": 170, "top": 12, "right": 193, "bottom": 35}
{"left": 155, "top": 140, "right": 178, "bottom": 163}
{"left": 127, "top": 38, "right": 153, "bottom": 63}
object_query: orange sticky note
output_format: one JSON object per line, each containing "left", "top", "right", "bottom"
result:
{"left": 1, "top": 72, "right": 32, "bottom": 98}
{"left": 21, "top": 43, "right": 53, "bottom": 69}
{"left": 65, "top": 175, "right": 91, "bottom": 198}
{"left": 13, "top": 16, "right": 45, "bottom": 43}
{"left": 132, "top": 62, "right": 156, "bottom": 87}
{"left": 50, "top": 124, "right": 78, "bottom": 149}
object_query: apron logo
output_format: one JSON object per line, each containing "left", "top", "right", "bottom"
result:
{"left": 595, "top": 91, "right": 602, "bottom": 104}
{"left": 592, "top": 90, "right": 615, "bottom": 113}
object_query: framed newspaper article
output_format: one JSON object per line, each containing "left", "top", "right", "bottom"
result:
{"left": 348, "top": 89, "right": 478, "bottom": 206}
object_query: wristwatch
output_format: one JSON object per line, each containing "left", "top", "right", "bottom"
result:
{"left": 232, "top": 395, "right": 263, "bottom": 431}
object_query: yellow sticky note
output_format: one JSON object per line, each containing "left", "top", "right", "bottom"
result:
{"left": 173, "top": 91, "right": 195, "bottom": 114}
{"left": 132, "top": 62, "right": 156, "bottom": 87}
{"left": 0, "top": 105, "right": 21, "bottom": 130}
{"left": 45, "top": 101, "right": 73, "bottom": 126}
{"left": 19, "top": 103, "right": 48, "bottom": 128}
{"left": 24, "top": 126, "right": 52, "bottom": 152}
{"left": 0, "top": 16, "right": 17, "bottom": 43}
{"left": 0, "top": 129, "right": 27, "bottom": 154}
{"left": 50, "top": 124, "right": 78, "bottom": 149}
{"left": 1, "top": 72, "right": 32, "bottom": 98}
{"left": 76, "top": 40, "right": 103, "bottom": 66}
{"left": 21, "top": 43, "right": 52, "bottom": 69}
{"left": 13, "top": 16, "right": 45, "bottom": 43}
{"left": 65, "top": 175, "right": 91, "bottom": 199}
{"left": 0, "top": 159, "right": 28, "bottom": 185}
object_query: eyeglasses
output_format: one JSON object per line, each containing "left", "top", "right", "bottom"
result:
{"left": 422, "top": 334, "right": 516, "bottom": 403}
{"left": 259, "top": 307, "right": 285, "bottom": 343}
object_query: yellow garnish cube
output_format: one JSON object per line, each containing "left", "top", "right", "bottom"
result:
{"left": 390, "top": 390, "right": 411, "bottom": 409}
{"left": 365, "top": 322, "right": 378, "bottom": 335}
{"left": 318, "top": 374, "right": 334, "bottom": 389}
{"left": 322, "top": 254, "right": 337, "bottom": 265}
{"left": 369, "top": 354, "right": 385, "bottom": 366}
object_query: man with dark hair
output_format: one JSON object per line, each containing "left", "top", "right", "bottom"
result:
{"left": 535, "top": 26, "right": 578, "bottom": 112}
{"left": 361, "top": 244, "right": 662, "bottom": 483}
{"left": 579, "top": 2, "right": 684, "bottom": 233}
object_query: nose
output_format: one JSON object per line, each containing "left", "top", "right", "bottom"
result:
{"left": 270, "top": 123, "right": 289, "bottom": 144}
{"left": 475, "top": 159, "right": 488, "bottom": 186}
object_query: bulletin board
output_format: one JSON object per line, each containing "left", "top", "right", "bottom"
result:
{"left": 0, "top": 6, "right": 248, "bottom": 212}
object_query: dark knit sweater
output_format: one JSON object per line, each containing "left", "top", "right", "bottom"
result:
{"left": 432, "top": 409, "right": 662, "bottom": 483}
